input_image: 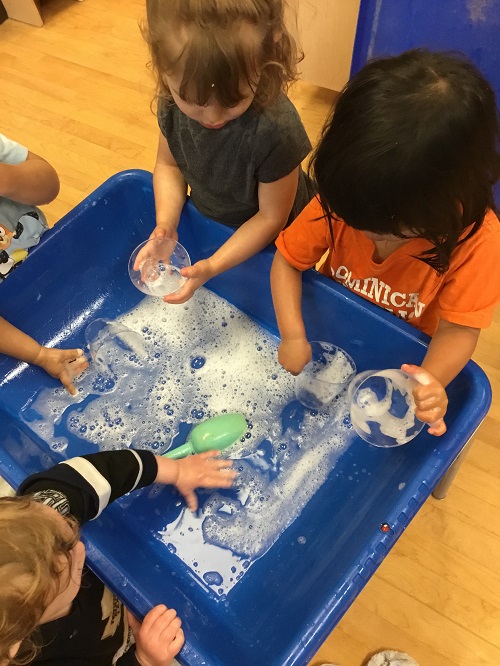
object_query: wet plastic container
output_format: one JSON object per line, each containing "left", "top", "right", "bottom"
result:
{"left": 0, "top": 171, "right": 491, "bottom": 666}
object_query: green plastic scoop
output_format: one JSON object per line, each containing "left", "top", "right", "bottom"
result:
{"left": 163, "top": 412, "right": 247, "bottom": 459}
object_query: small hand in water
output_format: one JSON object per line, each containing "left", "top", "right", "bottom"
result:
{"left": 171, "top": 451, "right": 237, "bottom": 511}
{"left": 278, "top": 337, "right": 312, "bottom": 376}
{"left": 163, "top": 259, "right": 215, "bottom": 305}
{"left": 133, "top": 225, "right": 178, "bottom": 272}
{"left": 33, "top": 347, "right": 88, "bottom": 396}
{"left": 402, "top": 363, "right": 447, "bottom": 436}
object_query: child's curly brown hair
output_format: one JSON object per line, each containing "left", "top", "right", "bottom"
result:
{"left": 143, "top": 0, "right": 302, "bottom": 110}
{"left": 0, "top": 496, "right": 79, "bottom": 665}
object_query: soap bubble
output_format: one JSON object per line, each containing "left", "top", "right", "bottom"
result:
{"left": 348, "top": 369, "right": 424, "bottom": 447}
{"left": 128, "top": 238, "right": 190, "bottom": 297}
{"left": 295, "top": 341, "right": 356, "bottom": 410}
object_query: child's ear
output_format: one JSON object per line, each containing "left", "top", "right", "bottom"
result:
{"left": 273, "top": 29, "right": 283, "bottom": 42}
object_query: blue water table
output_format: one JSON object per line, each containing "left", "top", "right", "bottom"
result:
{"left": 0, "top": 171, "right": 491, "bottom": 665}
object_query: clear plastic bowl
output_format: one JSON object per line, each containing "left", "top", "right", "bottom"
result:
{"left": 128, "top": 238, "right": 190, "bottom": 297}
{"left": 348, "top": 369, "right": 424, "bottom": 447}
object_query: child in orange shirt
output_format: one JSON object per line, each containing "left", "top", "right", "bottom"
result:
{"left": 271, "top": 49, "right": 500, "bottom": 435}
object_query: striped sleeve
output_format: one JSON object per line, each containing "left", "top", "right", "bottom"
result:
{"left": 18, "top": 449, "right": 158, "bottom": 524}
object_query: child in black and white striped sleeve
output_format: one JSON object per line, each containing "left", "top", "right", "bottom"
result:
{"left": 0, "top": 449, "right": 236, "bottom": 666}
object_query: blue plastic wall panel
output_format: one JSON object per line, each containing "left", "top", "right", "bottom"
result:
{"left": 0, "top": 172, "right": 492, "bottom": 666}
{"left": 352, "top": 0, "right": 500, "bottom": 205}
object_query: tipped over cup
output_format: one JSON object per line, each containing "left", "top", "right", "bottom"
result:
{"left": 295, "top": 341, "right": 357, "bottom": 410}
{"left": 129, "top": 238, "right": 190, "bottom": 298}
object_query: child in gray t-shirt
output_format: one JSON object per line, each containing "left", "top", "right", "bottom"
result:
{"left": 141, "top": 0, "right": 315, "bottom": 304}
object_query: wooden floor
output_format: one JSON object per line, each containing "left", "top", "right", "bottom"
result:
{"left": 1, "top": 2, "right": 499, "bottom": 665}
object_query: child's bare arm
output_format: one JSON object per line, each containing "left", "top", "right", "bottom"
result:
{"left": 164, "top": 168, "right": 299, "bottom": 304}
{"left": 152, "top": 132, "right": 187, "bottom": 239}
{"left": 270, "top": 250, "right": 312, "bottom": 375}
{"left": 208, "top": 167, "right": 300, "bottom": 270}
{"left": 403, "top": 320, "right": 480, "bottom": 435}
{"left": 132, "top": 134, "right": 187, "bottom": 271}
{"left": 0, "top": 151, "right": 59, "bottom": 205}
{"left": 0, "top": 317, "right": 87, "bottom": 395}
{"left": 422, "top": 319, "right": 480, "bottom": 386}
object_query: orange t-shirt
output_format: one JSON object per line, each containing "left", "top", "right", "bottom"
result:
{"left": 276, "top": 197, "right": 500, "bottom": 336}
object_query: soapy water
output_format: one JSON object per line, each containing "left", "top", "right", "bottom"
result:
{"left": 128, "top": 238, "right": 191, "bottom": 298}
{"left": 349, "top": 369, "right": 424, "bottom": 447}
{"left": 141, "top": 261, "right": 187, "bottom": 297}
{"left": 21, "top": 288, "right": 354, "bottom": 597}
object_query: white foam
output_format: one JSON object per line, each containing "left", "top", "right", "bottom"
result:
{"left": 142, "top": 263, "right": 187, "bottom": 296}
{"left": 350, "top": 370, "right": 420, "bottom": 445}
{"left": 23, "top": 288, "right": 353, "bottom": 596}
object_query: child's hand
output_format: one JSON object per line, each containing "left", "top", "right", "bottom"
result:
{"left": 170, "top": 451, "right": 237, "bottom": 511}
{"left": 163, "top": 259, "right": 215, "bottom": 305}
{"left": 402, "top": 363, "right": 448, "bottom": 436}
{"left": 128, "top": 605, "right": 184, "bottom": 666}
{"left": 133, "top": 226, "right": 179, "bottom": 271}
{"left": 278, "top": 337, "right": 312, "bottom": 376}
{"left": 33, "top": 347, "right": 88, "bottom": 396}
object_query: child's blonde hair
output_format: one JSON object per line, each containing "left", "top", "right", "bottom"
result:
{"left": 0, "top": 496, "right": 79, "bottom": 665}
{"left": 143, "top": 0, "right": 301, "bottom": 109}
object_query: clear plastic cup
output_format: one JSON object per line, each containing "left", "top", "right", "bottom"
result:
{"left": 295, "top": 341, "right": 357, "bottom": 410}
{"left": 348, "top": 369, "right": 424, "bottom": 447}
{"left": 128, "top": 238, "right": 190, "bottom": 297}
{"left": 84, "top": 319, "right": 148, "bottom": 393}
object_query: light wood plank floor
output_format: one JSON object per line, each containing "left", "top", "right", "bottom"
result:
{"left": 1, "top": 2, "right": 499, "bottom": 664}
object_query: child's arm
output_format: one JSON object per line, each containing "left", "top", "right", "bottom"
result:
{"left": 0, "top": 317, "right": 87, "bottom": 395}
{"left": 403, "top": 319, "right": 480, "bottom": 436}
{"left": 422, "top": 319, "right": 480, "bottom": 386}
{"left": 19, "top": 448, "right": 237, "bottom": 522}
{"left": 132, "top": 134, "right": 187, "bottom": 271}
{"left": 0, "top": 151, "right": 59, "bottom": 205}
{"left": 152, "top": 133, "right": 187, "bottom": 241}
{"left": 270, "top": 249, "right": 312, "bottom": 374}
{"left": 163, "top": 169, "right": 300, "bottom": 304}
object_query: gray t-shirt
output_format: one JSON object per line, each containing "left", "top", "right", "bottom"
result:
{"left": 158, "top": 94, "right": 314, "bottom": 226}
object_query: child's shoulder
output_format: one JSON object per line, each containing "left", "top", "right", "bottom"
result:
{"left": 257, "top": 93, "right": 307, "bottom": 135}
{"left": 450, "top": 208, "right": 500, "bottom": 273}
{"left": 480, "top": 208, "right": 500, "bottom": 236}
{"left": 465, "top": 208, "right": 500, "bottom": 251}
{"left": 253, "top": 94, "right": 312, "bottom": 163}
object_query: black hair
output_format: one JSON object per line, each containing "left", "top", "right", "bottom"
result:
{"left": 310, "top": 49, "right": 500, "bottom": 274}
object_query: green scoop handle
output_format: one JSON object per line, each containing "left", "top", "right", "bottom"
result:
{"left": 163, "top": 413, "right": 247, "bottom": 459}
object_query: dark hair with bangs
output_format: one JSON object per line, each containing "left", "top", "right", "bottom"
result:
{"left": 143, "top": 0, "right": 301, "bottom": 110}
{"left": 310, "top": 49, "right": 500, "bottom": 274}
